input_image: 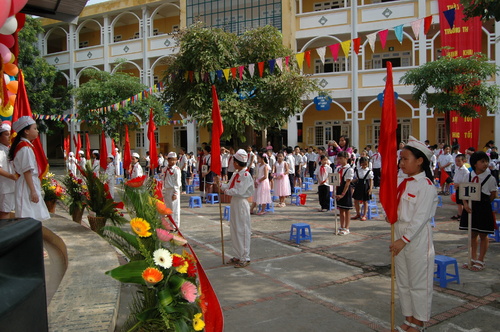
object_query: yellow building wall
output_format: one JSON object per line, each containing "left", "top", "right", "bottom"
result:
{"left": 114, "top": 21, "right": 140, "bottom": 41}
{"left": 79, "top": 30, "right": 101, "bottom": 46}
{"left": 152, "top": 17, "right": 181, "bottom": 34}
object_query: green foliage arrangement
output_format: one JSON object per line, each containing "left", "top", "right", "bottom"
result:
{"left": 162, "top": 24, "right": 321, "bottom": 142}
{"left": 41, "top": 172, "right": 64, "bottom": 201}
{"left": 62, "top": 172, "right": 85, "bottom": 215}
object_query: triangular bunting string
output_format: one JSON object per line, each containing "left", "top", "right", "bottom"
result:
{"left": 340, "top": 40, "right": 351, "bottom": 58}
{"left": 329, "top": 44, "right": 340, "bottom": 62}
{"left": 295, "top": 52, "right": 305, "bottom": 72}
{"left": 378, "top": 29, "right": 389, "bottom": 50}
{"left": 316, "top": 46, "right": 326, "bottom": 64}
{"left": 222, "top": 68, "right": 230, "bottom": 81}
{"left": 257, "top": 61, "right": 265, "bottom": 77}
{"left": 424, "top": 15, "right": 433, "bottom": 34}
{"left": 394, "top": 24, "right": 404, "bottom": 44}
{"left": 238, "top": 66, "right": 244, "bottom": 80}
{"left": 230, "top": 67, "right": 237, "bottom": 79}
{"left": 352, "top": 38, "right": 361, "bottom": 55}
{"left": 248, "top": 63, "right": 255, "bottom": 77}
{"left": 304, "top": 50, "right": 311, "bottom": 68}
{"left": 411, "top": 19, "right": 422, "bottom": 39}
{"left": 269, "top": 59, "right": 276, "bottom": 74}
{"left": 443, "top": 9, "right": 455, "bottom": 29}
{"left": 285, "top": 56, "right": 290, "bottom": 70}
{"left": 366, "top": 33, "right": 377, "bottom": 52}
{"left": 276, "top": 57, "right": 283, "bottom": 71}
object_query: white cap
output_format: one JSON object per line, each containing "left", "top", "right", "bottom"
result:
{"left": 115, "top": 147, "right": 118, "bottom": 151}
{"left": 406, "top": 135, "right": 433, "bottom": 161}
{"left": 12, "top": 116, "right": 35, "bottom": 133}
{"left": 69, "top": 152, "right": 75, "bottom": 157}
{"left": 107, "top": 153, "right": 114, "bottom": 159}
{"left": 92, "top": 150, "right": 99, "bottom": 154}
{"left": 132, "top": 152, "right": 140, "bottom": 159}
{"left": 167, "top": 152, "right": 177, "bottom": 159}
{"left": 78, "top": 150, "right": 84, "bottom": 155}
{"left": 234, "top": 149, "right": 248, "bottom": 163}
{"left": 0, "top": 121, "right": 11, "bottom": 133}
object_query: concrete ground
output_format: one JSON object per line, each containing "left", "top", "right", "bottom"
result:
{"left": 46, "top": 167, "right": 500, "bottom": 332}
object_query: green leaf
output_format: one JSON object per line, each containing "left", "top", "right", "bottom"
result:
{"left": 136, "top": 307, "right": 160, "bottom": 322}
{"left": 158, "top": 288, "right": 174, "bottom": 309}
{"left": 105, "top": 260, "right": 149, "bottom": 284}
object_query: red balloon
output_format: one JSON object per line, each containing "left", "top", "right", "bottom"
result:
{"left": 0, "top": 34, "right": 14, "bottom": 48}
{"left": 0, "top": 0, "right": 12, "bottom": 29}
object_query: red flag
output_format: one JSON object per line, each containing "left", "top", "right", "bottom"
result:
{"left": 85, "top": 133, "right": 91, "bottom": 160}
{"left": 13, "top": 70, "right": 48, "bottom": 179}
{"left": 148, "top": 109, "right": 158, "bottom": 170}
{"left": 100, "top": 131, "right": 108, "bottom": 170}
{"left": 64, "top": 135, "right": 69, "bottom": 158}
{"left": 111, "top": 139, "right": 116, "bottom": 157}
{"left": 74, "top": 134, "right": 82, "bottom": 161}
{"left": 123, "top": 125, "right": 131, "bottom": 171}
{"left": 211, "top": 85, "right": 224, "bottom": 176}
{"left": 440, "top": 168, "right": 450, "bottom": 186}
{"left": 379, "top": 62, "right": 398, "bottom": 224}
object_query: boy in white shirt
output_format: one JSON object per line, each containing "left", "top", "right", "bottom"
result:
{"left": 437, "top": 144, "right": 454, "bottom": 195}
{"left": 452, "top": 154, "right": 469, "bottom": 220}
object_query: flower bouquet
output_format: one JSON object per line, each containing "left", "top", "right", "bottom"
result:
{"left": 103, "top": 176, "right": 220, "bottom": 331}
{"left": 62, "top": 172, "right": 84, "bottom": 213}
{"left": 42, "top": 172, "right": 65, "bottom": 201}
{"left": 77, "top": 162, "right": 126, "bottom": 229}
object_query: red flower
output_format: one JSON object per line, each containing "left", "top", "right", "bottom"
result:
{"left": 114, "top": 201, "right": 124, "bottom": 209}
{"left": 125, "top": 175, "right": 147, "bottom": 188}
{"left": 172, "top": 254, "right": 186, "bottom": 267}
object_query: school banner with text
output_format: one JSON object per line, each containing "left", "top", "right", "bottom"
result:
{"left": 438, "top": 0, "right": 481, "bottom": 150}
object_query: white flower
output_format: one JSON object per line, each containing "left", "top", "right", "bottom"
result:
{"left": 153, "top": 248, "right": 173, "bottom": 269}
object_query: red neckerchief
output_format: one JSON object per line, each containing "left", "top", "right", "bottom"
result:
{"left": 320, "top": 165, "right": 326, "bottom": 177}
{"left": 14, "top": 140, "right": 33, "bottom": 157}
{"left": 229, "top": 172, "right": 240, "bottom": 189}
{"left": 397, "top": 177, "right": 415, "bottom": 206}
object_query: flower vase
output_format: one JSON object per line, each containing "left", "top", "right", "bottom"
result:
{"left": 45, "top": 199, "right": 57, "bottom": 213}
{"left": 88, "top": 216, "right": 107, "bottom": 234}
{"left": 72, "top": 206, "right": 84, "bottom": 223}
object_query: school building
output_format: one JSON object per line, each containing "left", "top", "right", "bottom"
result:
{"left": 38, "top": 0, "right": 500, "bottom": 159}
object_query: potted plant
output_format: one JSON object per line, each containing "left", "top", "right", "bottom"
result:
{"left": 41, "top": 172, "right": 65, "bottom": 213}
{"left": 62, "top": 172, "right": 85, "bottom": 223}
{"left": 78, "top": 162, "right": 126, "bottom": 233}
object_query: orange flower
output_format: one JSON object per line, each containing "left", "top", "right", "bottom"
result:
{"left": 156, "top": 200, "right": 172, "bottom": 215}
{"left": 142, "top": 267, "right": 164, "bottom": 285}
{"left": 130, "top": 218, "right": 152, "bottom": 237}
{"left": 125, "top": 175, "right": 147, "bottom": 188}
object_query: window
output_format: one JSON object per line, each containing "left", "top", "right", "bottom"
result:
{"left": 153, "top": 76, "right": 159, "bottom": 85}
{"left": 315, "top": 58, "right": 349, "bottom": 73}
{"left": 313, "top": 0, "right": 347, "bottom": 11}
{"left": 187, "top": 0, "right": 282, "bottom": 35}
{"left": 436, "top": 118, "right": 446, "bottom": 144}
{"left": 366, "top": 119, "right": 409, "bottom": 146}
{"left": 306, "top": 127, "right": 314, "bottom": 145}
{"left": 133, "top": 32, "right": 140, "bottom": 39}
{"left": 153, "top": 28, "right": 160, "bottom": 36}
{"left": 113, "top": 35, "right": 122, "bottom": 42}
{"left": 79, "top": 41, "right": 89, "bottom": 48}
{"left": 136, "top": 129, "right": 144, "bottom": 148}
{"left": 314, "top": 121, "right": 350, "bottom": 147}
{"left": 371, "top": 52, "right": 411, "bottom": 69}
{"left": 172, "top": 25, "right": 179, "bottom": 32}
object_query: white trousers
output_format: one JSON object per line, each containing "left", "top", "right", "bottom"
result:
{"left": 163, "top": 188, "right": 180, "bottom": 228}
{"left": 229, "top": 197, "right": 251, "bottom": 262}
{"left": 395, "top": 222, "right": 435, "bottom": 321}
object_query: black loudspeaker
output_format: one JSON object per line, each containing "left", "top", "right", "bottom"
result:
{"left": 0, "top": 218, "right": 48, "bottom": 331}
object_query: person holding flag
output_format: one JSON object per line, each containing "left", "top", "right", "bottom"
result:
{"left": 389, "top": 136, "right": 437, "bottom": 332}
{"left": 8, "top": 116, "right": 50, "bottom": 221}
{"left": 162, "top": 152, "right": 181, "bottom": 228}
{"left": 219, "top": 149, "right": 254, "bottom": 268}
{"left": 0, "top": 121, "right": 17, "bottom": 219}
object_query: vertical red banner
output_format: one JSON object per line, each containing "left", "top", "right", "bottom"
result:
{"left": 438, "top": 0, "right": 481, "bottom": 150}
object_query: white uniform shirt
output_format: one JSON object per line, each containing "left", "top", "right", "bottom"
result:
{"left": 306, "top": 152, "right": 317, "bottom": 162}
{"left": 246, "top": 151, "right": 255, "bottom": 169}
{"left": 335, "top": 164, "right": 354, "bottom": 181}
{"left": 178, "top": 154, "right": 187, "bottom": 170}
{"left": 469, "top": 169, "right": 497, "bottom": 195}
{"left": 286, "top": 153, "right": 295, "bottom": 174}
{"left": 371, "top": 152, "right": 381, "bottom": 169}
{"left": 0, "top": 143, "right": 15, "bottom": 194}
{"left": 355, "top": 166, "right": 374, "bottom": 181}
{"left": 397, "top": 172, "right": 437, "bottom": 243}
{"left": 131, "top": 162, "right": 143, "bottom": 179}
{"left": 221, "top": 152, "right": 229, "bottom": 168}
{"left": 453, "top": 165, "right": 470, "bottom": 184}
{"left": 437, "top": 153, "right": 454, "bottom": 172}
{"left": 162, "top": 165, "right": 182, "bottom": 194}
{"left": 222, "top": 167, "right": 254, "bottom": 198}
{"left": 227, "top": 154, "right": 235, "bottom": 173}
{"left": 105, "top": 162, "right": 115, "bottom": 181}
{"left": 314, "top": 164, "right": 332, "bottom": 185}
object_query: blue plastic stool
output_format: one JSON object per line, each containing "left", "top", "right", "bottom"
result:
{"left": 193, "top": 178, "right": 200, "bottom": 186}
{"left": 430, "top": 217, "right": 436, "bottom": 227}
{"left": 189, "top": 196, "right": 202, "bottom": 208}
{"left": 304, "top": 177, "right": 313, "bottom": 184}
{"left": 329, "top": 197, "right": 335, "bottom": 211}
{"left": 293, "top": 187, "right": 302, "bottom": 195}
{"left": 488, "top": 221, "right": 500, "bottom": 242}
{"left": 290, "top": 194, "right": 300, "bottom": 206}
{"left": 437, "top": 195, "right": 443, "bottom": 207}
{"left": 289, "top": 223, "right": 313, "bottom": 244}
{"left": 449, "top": 184, "right": 455, "bottom": 194}
{"left": 272, "top": 195, "right": 279, "bottom": 202}
{"left": 434, "top": 255, "right": 460, "bottom": 288}
{"left": 367, "top": 201, "right": 379, "bottom": 219}
{"left": 186, "top": 184, "right": 195, "bottom": 194}
{"left": 206, "top": 193, "right": 219, "bottom": 204}
{"left": 491, "top": 199, "right": 500, "bottom": 213}
{"left": 223, "top": 206, "right": 230, "bottom": 221}
{"left": 265, "top": 202, "right": 275, "bottom": 212}
{"left": 303, "top": 182, "right": 313, "bottom": 191}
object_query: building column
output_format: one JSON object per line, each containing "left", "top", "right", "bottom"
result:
{"left": 287, "top": 115, "right": 298, "bottom": 147}
{"left": 350, "top": 0, "right": 359, "bottom": 149}
{"left": 418, "top": 0, "right": 428, "bottom": 141}
{"left": 186, "top": 119, "right": 197, "bottom": 154}
{"left": 103, "top": 15, "right": 110, "bottom": 72}
{"left": 68, "top": 23, "right": 77, "bottom": 152}
{"left": 495, "top": 21, "right": 500, "bottom": 144}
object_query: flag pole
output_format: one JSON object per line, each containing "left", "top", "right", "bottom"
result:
{"left": 391, "top": 224, "right": 395, "bottom": 331}
{"left": 218, "top": 183, "right": 225, "bottom": 265}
